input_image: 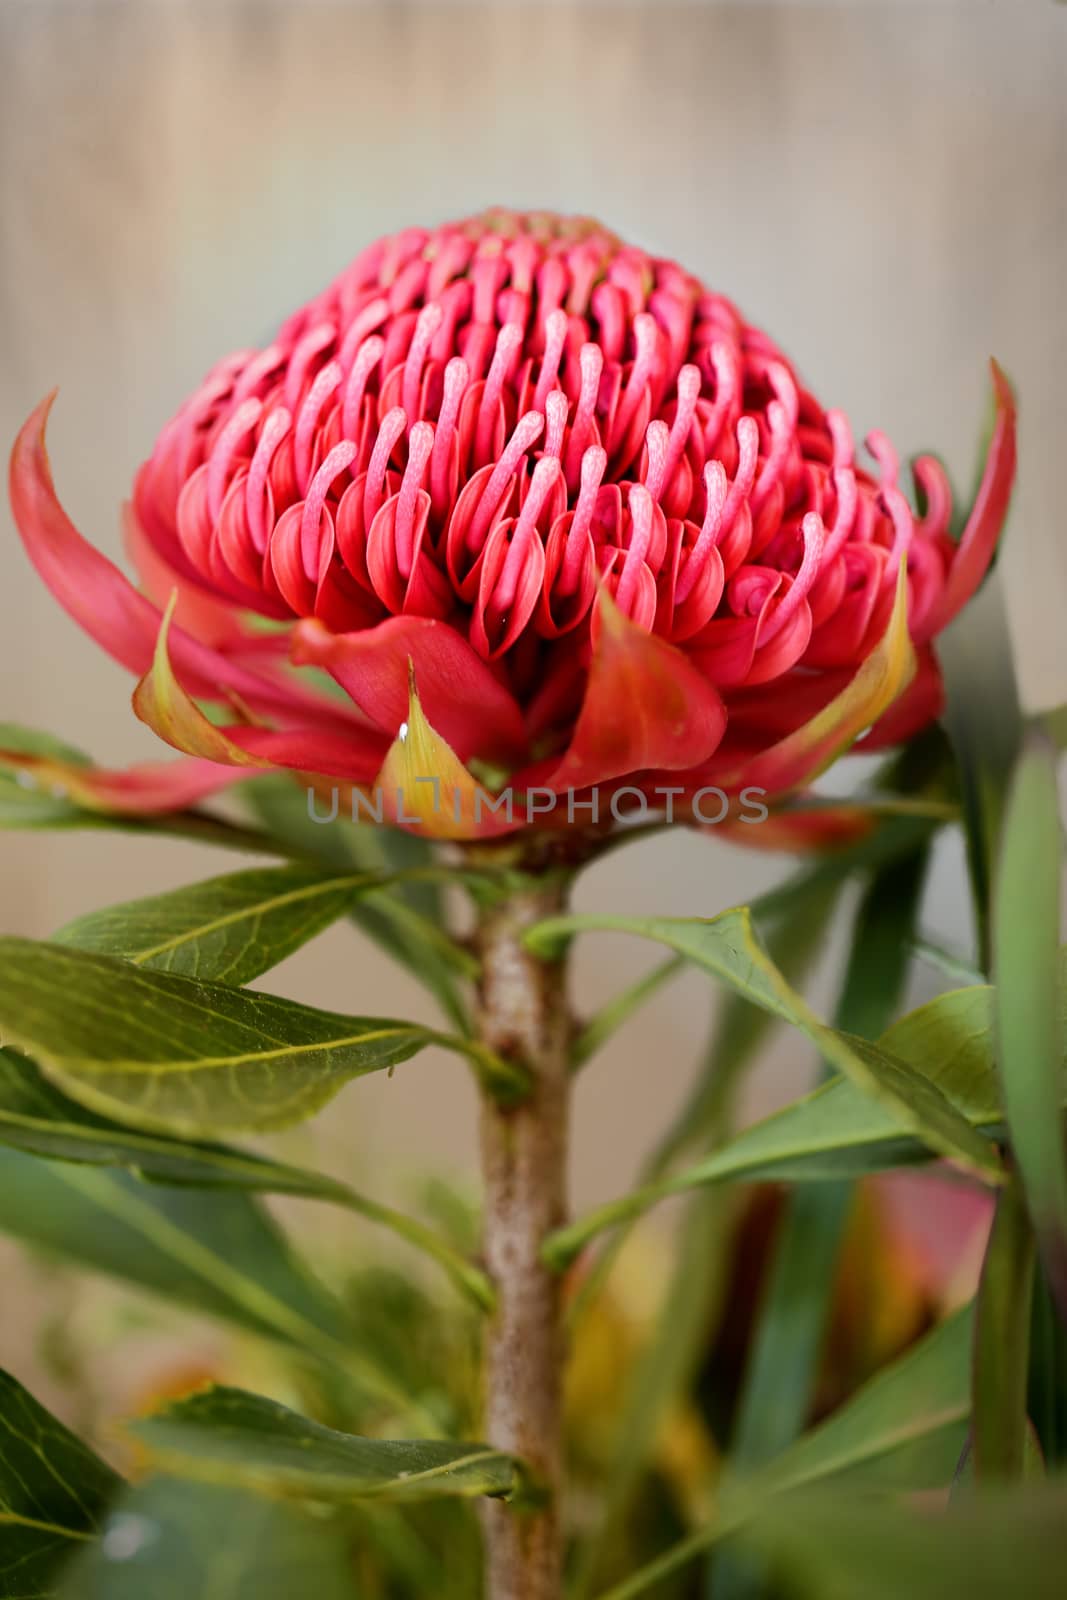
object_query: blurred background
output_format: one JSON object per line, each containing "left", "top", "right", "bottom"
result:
{"left": 1, "top": 0, "right": 1064, "bottom": 1410}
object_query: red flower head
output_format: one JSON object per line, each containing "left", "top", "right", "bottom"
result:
{"left": 8, "top": 209, "right": 1015, "bottom": 840}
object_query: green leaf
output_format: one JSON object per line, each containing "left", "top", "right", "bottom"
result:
{"left": 543, "top": 958, "right": 1007, "bottom": 1272}
{"left": 0, "top": 1368, "right": 122, "bottom": 1598}
{"left": 129, "top": 1386, "right": 525, "bottom": 1502}
{"left": 0, "top": 1145, "right": 349, "bottom": 1349}
{"left": 54, "top": 864, "right": 394, "bottom": 985}
{"left": 941, "top": 574, "right": 1024, "bottom": 970}
{"left": 761, "top": 1302, "right": 973, "bottom": 1493}
{"left": 654, "top": 878, "right": 844, "bottom": 1175}
{"left": 596, "top": 1307, "right": 974, "bottom": 1600}
{"left": 737, "top": 1481, "right": 1067, "bottom": 1600}
{"left": 686, "top": 986, "right": 997, "bottom": 1184}
{"left": 527, "top": 910, "right": 1000, "bottom": 1184}
{"left": 993, "top": 733, "right": 1067, "bottom": 1324}
{"left": 59, "top": 1477, "right": 357, "bottom": 1600}
{"left": 0, "top": 724, "right": 93, "bottom": 827}
{"left": 742, "top": 847, "right": 928, "bottom": 1294}
{"left": 972, "top": 1175, "right": 1037, "bottom": 1479}
{"left": 1029, "top": 1266, "right": 1067, "bottom": 1467}
{"left": 549, "top": 967, "right": 1047, "bottom": 1267}
{"left": 0, "top": 1049, "right": 494, "bottom": 1310}
{"left": 911, "top": 936, "right": 985, "bottom": 987}
{"left": 0, "top": 937, "right": 474, "bottom": 1135}
{"left": 1040, "top": 703, "right": 1067, "bottom": 751}
{"left": 0, "top": 1143, "right": 438, "bottom": 1426}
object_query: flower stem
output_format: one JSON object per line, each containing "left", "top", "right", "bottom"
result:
{"left": 475, "top": 872, "right": 571, "bottom": 1600}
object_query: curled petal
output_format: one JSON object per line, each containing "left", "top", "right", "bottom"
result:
{"left": 718, "top": 559, "right": 916, "bottom": 796}
{"left": 123, "top": 500, "right": 266, "bottom": 652}
{"left": 291, "top": 613, "right": 527, "bottom": 765}
{"left": 132, "top": 596, "right": 275, "bottom": 767}
{"left": 9, "top": 396, "right": 358, "bottom": 732}
{"left": 542, "top": 587, "right": 727, "bottom": 793}
{"left": 921, "top": 358, "right": 1017, "bottom": 638}
{"left": 133, "top": 597, "right": 386, "bottom": 780}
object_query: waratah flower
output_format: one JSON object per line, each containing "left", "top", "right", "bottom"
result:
{"left": 8, "top": 209, "right": 1015, "bottom": 840}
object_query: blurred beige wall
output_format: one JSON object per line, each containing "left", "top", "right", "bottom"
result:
{"left": 0, "top": 0, "right": 1064, "bottom": 1239}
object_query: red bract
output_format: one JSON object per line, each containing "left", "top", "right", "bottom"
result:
{"left": 8, "top": 210, "right": 1016, "bottom": 839}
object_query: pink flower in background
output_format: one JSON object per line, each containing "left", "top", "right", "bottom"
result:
{"left": 8, "top": 210, "right": 1015, "bottom": 837}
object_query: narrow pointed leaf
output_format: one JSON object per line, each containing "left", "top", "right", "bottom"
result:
{"left": 0, "top": 1147, "right": 428, "bottom": 1424}
{"left": 1028, "top": 1267, "right": 1067, "bottom": 1467}
{"left": 529, "top": 908, "right": 1002, "bottom": 1204}
{"left": 0, "top": 1145, "right": 343, "bottom": 1352}
{"left": 0, "top": 1049, "right": 493, "bottom": 1309}
{"left": 596, "top": 1307, "right": 975, "bottom": 1600}
{"left": 993, "top": 733, "right": 1067, "bottom": 1323}
{"left": 569, "top": 882, "right": 843, "bottom": 1598}
{"left": 132, "top": 600, "right": 383, "bottom": 782}
{"left": 738, "top": 1481, "right": 1067, "bottom": 1600}
{"left": 60, "top": 1477, "right": 357, "bottom": 1600}
{"left": 972, "top": 1175, "right": 1036, "bottom": 1479}
{"left": 941, "top": 572, "right": 1024, "bottom": 970}
{"left": 53, "top": 864, "right": 408, "bottom": 985}
{"left": 0, "top": 1368, "right": 122, "bottom": 1599}
{"left": 1041, "top": 703, "right": 1067, "bottom": 750}
{"left": 545, "top": 974, "right": 1024, "bottom": 1267}
{"left": 129, "top": 1386, "right": 525, "bottom": 1502}
{"left": 0, "top": 937, "right": 441, "bottom": 1134}
{"left": 132, "top": 594, "right": 269, "bottom": 766}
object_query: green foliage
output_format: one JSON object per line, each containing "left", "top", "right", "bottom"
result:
{"left": 0, "top": 1145, "right": 348, "bottom": 1350}
{"left": 526, "top": 908, "right": 1001, "bottom": 1183}
{"left": 972, "top": 1176, "right": 1037, "bottom": 1479}
{"left": 542, "top": 964, "right": 1020, "bottom": 1270}
{"left": 59, "top": 1477, "right": 358, "bottom": 1600}
{"left": 0, "top": 726, "right": 287, "bottom": 854}
{"left": 128, "top": 1387, "right": 525, "bottom": 1502}
{"left": 54, "top": 864, "right": 399, "bottom": 984}
{"left": 0, "top": 938, "right": 458, "bottom": 1134}
{"left": 0, "top": 1048, "right": 492, "bottom": 1307}
{"left": 994, "top": 735, "right": 1067, "bottom": 1324}
{"left": 596, "top": 1308, "right": 975, "bottom": 1599}
{"left": 737, "top": 1480, "right": 1067, "bottom": 1600}
{"left": 0, "top": 1369, "right": 122, "bottom": 1598}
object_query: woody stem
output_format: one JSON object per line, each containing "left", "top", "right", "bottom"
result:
{"left": 476, "top": 871, "right": 571, "bottom": 1600}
